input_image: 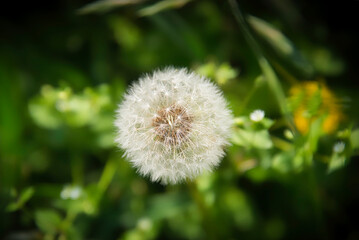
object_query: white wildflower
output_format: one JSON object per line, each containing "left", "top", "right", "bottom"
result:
{"left": 60, "top": 185, "right": 82, "bottom": 200}
{"left": 250, "top": 109, "right": 265, "bottom": 122}
{"left": 333, "top": 141, "right": 345, "bottom": 153}
{"left": 115, "top": 67, "right": 232, "bottom": 184}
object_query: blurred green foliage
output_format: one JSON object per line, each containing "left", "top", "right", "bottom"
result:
{"left": 1, "top": 0, "right": 359, "bottom": 239}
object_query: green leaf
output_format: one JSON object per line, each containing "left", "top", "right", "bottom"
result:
{"left": 19, "top": 187, "right": 34, "bottom": 204}
{"left": 252, "top": 130, "right": 273, "bottom": 149}
{"left": 222, "top": 188, "right": 254, "bottom": 229}
{"left": 231, "top": 129, "right": 249, "bottom": 147}
{"left": 35, "top": 209, "right": 62, "bottom": 234}
{"left": 196, "top": 61, "right": 238, "bottom": 86}
{"left": 328, "top": 154, "right": 346, "bottom": 173}
{"left": 309, "top": 48, "right": 345, "bottom": 76}
{"left": 28, "top": 98, "right": 61, "bottom": 129}
{"left": 5, "top": 203, "right": 19, "bottom": 212}
{"left": 260, "top": 118, "right": 274, "bottom": 129}
{"left": 233, "top": 117, "right": 247, "bottom": 126}
{"left": 307, "top": 117, "right": 324, "bottom": 153}
{"left": 6, "top": 187, "right": 35, "bottom": 212}
{"left": 293, "top": 147, "right": 305, "bottom": 170}
{"left": 272, "top": 152, "right": 293, "bottom": 173}
{"left": 232, "top": 129, "right": 273, "bottom": 149}
{"left": 78, "top": 0, "right": 146, "bottom": 14}
{"left": 108, "top": 16, "right": 142, "bottom": 50}
{"left": 215, "top": 63, "right": 238, "bottom": 85}
{"left": 138, "top": 0, "right": 192, "bottom": 17}
{"left": 350, "top": 129, "right": 359, "bottom": 149}
{"left": 247, "top": 15, "right": 314, "bottom": 77}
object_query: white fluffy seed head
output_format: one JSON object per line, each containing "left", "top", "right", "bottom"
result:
{"left": 114, "top": 67, "right": 233, "bottom": 184}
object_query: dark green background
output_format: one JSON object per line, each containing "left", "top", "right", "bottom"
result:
{"left": 1, "top": 0, "right": 358, "bottom": 239}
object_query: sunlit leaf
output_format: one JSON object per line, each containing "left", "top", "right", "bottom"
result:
{"left": 307, "top": 117, "right": 325, "bottom": 153}
{"left": 28, "top": 90, "right": 62, "bottom": 129}
{"left": 247, "top": 15, "right": 314, "bottom": 77}
{"left": 272, "top": 152, "right": 293, "bottom": 173}
{"left": 35, "top": 209, "right": 62, "bottom": 234}
{"left": 232, "top": 129, "right": 273, "bottom": 149}
{"left": 108, "top": 16, "right": 142, "bottom": 49}
{"left": 6, "top": 187, "right": 35, "bottom": 212}
{"left": 260, "top": 118, "right": 274, "bottom": 129}
{"left": 138, "top": 0, "right": 192, "bottom": 17}
{"left": 308, "top": 48, "right": 345, "bottom": 76}
{"left": 328, "top": 154, "right": 346, "bottom": 173}
{"left": 195, "top": 61, "right": 238, "bottom": 86}
{"left": 350, "top": 129, "right": 359, "bottom": 149}
{"left": 222, "top": 188, "right": 254, "bottom": 229}
{"left": 78, "top": 0, "right": 147, "bottom": 14}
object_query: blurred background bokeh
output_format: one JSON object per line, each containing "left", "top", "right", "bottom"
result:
{"left": 1, "top": 0, "right": 359, "bottom": 239}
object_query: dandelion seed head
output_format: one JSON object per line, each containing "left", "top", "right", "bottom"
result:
{"left": 115, "top": 67, "right": 233, "bottom": 184}
{"left": 152, "top": 104, "right": 192, "bottom": 146}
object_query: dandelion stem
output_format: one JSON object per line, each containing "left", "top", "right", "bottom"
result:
{"left": 187, "top": 181, "right": 217, "bottom": 240}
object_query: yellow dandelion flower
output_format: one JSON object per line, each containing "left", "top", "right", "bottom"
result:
{"left": 289, "top": 81, "right": 343, "bottom": 134}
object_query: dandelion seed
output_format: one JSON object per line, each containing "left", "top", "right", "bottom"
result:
{"left": 250, "top": 109, "right": 265, "bottom": 122}
{"left": 115, "top": 67, "right": 233, "bottom": 184}
{"left": 333, "top": 141, "right": 345, "bottom": 153}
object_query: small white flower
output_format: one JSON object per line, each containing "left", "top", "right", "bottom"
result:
{"left": 60, "top": 185, "right": 82, "bottom": 200}
{"left": 333, "top": 141, "right": 345, "bottom": 153}
{"left": 250, "top": 109, "right": 265, "bottom": 122}
{"left": 115, "top": 67, "right": 232, "bottom": 184}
